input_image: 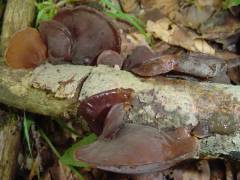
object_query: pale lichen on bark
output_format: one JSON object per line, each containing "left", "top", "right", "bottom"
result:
{"left": 0, "top": 62, "right": 240, "bottom": 158}
{"left": 79, "top": 65, "right": 151, "bottom": 100}
{"left": 31, "top": 63, "right": 92, "bottom": 98}
{"left": 0, "top": 63, "right": 80, "bottom": 118}
{"left": 29, "top": 64, "right": 240, "bottom": 135}
{"left": 78, "top": 66, "right": 240, "bottom": 135}
{"left": 199, "top": 133, "right": 240, "bottom": 159}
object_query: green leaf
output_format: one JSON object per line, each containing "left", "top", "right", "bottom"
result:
{"left": 35, "top": 0, "right": 58, "bottom": 27}
{"left": 55, "top": 119, "right": 81, "bottom": 137}
{"left": 60, "top": 134, "right": 97, "bottom": 167}
{"left": 23, "top": 113, "right": 33, "bottom": 157}
{"left": 224, "top": 0, "right": 240, "bottom": 8}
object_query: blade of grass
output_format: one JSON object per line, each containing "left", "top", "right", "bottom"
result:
{"left": 55, "top": 119, "right": 81, "bottom": 137}
{"left": 39, "top": 128, "right": 60, "bottom": 158}
{"left": 23, "top": 113, "right": 33, "bottom": 157}
{"left": 100, "top": 0, "right": 151, "bottom": 43}
{"left": 100, "top": 0, "right": 121, "bottom": 10}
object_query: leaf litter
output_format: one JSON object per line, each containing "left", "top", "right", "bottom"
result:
{"left": 9, "top": 0, "right": 240, "bottom": 179}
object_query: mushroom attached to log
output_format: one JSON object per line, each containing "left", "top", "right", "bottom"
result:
{"left": 123, "top": 46, "right": 231, "bottom": 82}
{"left": 40, "top": 6, "right": 121, "bottom": 65}
{"left": 97, "top": 50, "right": 124, "bottom": 68}
{"left": 77, "top": 88, "right": 199, "bottom": 174}
{"left": 78, "top": 88, "right": 133, "bottom": 135}
{"left": 76, "top": 124, "right": 199, "bottom": 174}
{"left": 5, "top": 27, "right": 47, "bottom": 69}
{"left": 101, "top": 103, "right": 126, "bottom": 139}
{"left": 123, "top": 46, "right": 178, "bottom": 77}
{"left": 39, "top": 20, "right": 73, "bottom": 64}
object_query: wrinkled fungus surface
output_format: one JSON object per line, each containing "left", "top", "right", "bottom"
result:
{"left": 40, "top": 6, "right": 121, "bottom": 65}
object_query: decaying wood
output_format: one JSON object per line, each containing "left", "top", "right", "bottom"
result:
{"left": 0, "top": 0, "right": 35, "bottom": 55}
{"left": 0, "top": 113, "right": 21, "bottom": 180}
{"left": 0, "top": 62, "right": 240, "bottom": 158}
{"left": 0, "top": 63, "right": 91, "bottom": 118}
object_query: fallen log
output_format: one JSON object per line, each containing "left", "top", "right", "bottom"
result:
{"left": 0, "top": 62, "right": 240, "bottom": 164}
{"left": 0, "top": 63, "right": 92, "bottom": 118}
{"left": 0, "top": 0, "right": 35, "bottom": 55}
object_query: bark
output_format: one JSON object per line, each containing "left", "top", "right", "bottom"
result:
{"left": 0, "top": 0, "right": 35, "bottom": 55}
{"left": 0, "top": 113, "right": 21, "bottom": 180}
{"left": 0, "top": 64, "right": 92, "bottom": 118}
{"left": 0, "top": 62, "right": 240, "bottom": 158}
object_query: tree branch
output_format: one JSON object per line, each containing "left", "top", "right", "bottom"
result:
{"left": 0, "top": 61, "right": 240, "bottom": 159}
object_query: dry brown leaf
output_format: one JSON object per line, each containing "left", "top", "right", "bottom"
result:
{"left": 228, "top": 66, "right": 240, "bottom": 84}
{"left": 28, "top": 155, "right": 41, "bottom": 180}
{"left": 49, "top": 161, "right": 78, "bottom": 180}
{"left": 181, "top": 160, "right": 210, "bottom": 180}
{"left": 141, "top": 0, "right": 179, "bottom": 18}
{"left": 146, "top": 18, "right": 215, "bottom": 55}
{"left": 141, "top": 0, "right": 217, "bottom": 30}
{"left": 200, "top": 11, "right": 240, "bottom": 40}
{"left": 119, "top": 0, "right": 140, "bottom": 13}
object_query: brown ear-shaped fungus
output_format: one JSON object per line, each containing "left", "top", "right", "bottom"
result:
{"left": 53, "top": 8, "right": 74, "bottom": 31}
{"left": 123, "top": 46, "right": 177, "bottom": 76}
{"left": 78, "top": 88, "right": 133, "bottom": 135}
{"left": 131, "top": 54, "right": 177, "bottom": 77}
{"left": 39, "top": 20, "right": 72, "bottom": 64}
{"left": 97, "top": 50, "right": 124, "bottom": 68}
{"left": 123, "top": 46, "right": 154, "bottom": 70}
{"left": 5, "top": 27, "right": 47, "bottom": 69}
{"left": 101, "top": 103, "right": 125, "bottom": 139}
{"left": 174, "top": 53, "right": 226, "bottom": 79}
{"left": 75, "top": 125, "right": 199, "bottom": 174}
{"left": 47, "top": 6, "right": 121, "bottom": 65}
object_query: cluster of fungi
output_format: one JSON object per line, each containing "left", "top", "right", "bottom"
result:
{"left": 5, "top": 5, "right": 211, "bottom": 78}
{"left": 5, "top": 6, "right": 121, "bottom": 69}
{"left": 5, "top": 5, "right": 238, "bottom": 175}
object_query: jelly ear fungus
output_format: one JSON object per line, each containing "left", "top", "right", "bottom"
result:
{"left": 75, "top": 125, "right": 199, "bottom": 174}
{"left": 39, "top": 6, "right": 121, "bottom": 65}
{"left": 5, "top": 27, "right": 47, "bottom": 69}
{"left": 77, "top": 89, "right": 199, "bottom": 174}
{"left": 78, "top": 88, "right": 134, "bottom": 135}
